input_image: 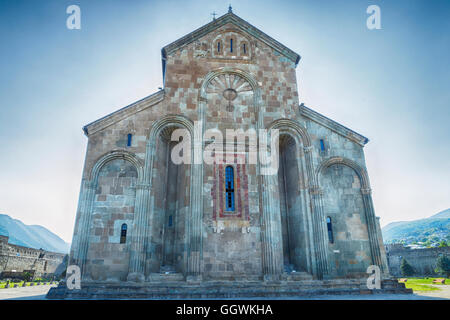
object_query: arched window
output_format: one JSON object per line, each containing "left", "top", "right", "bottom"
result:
{"left": 326, "top": 217, "right": 334, "bottom": 244}
{"left": 120, "top": 223, "right": 127, "bottom": 244}
{"left": 242, "top": 43, "right": 246, "bottom": 54}
{"left": 320, "top": 139, "right": 325, "bottom": 151}
{"left": 217, "top": 41, "right": 221, "bottom": 53}
{"left": 225, "top": 166, "right": 235, "bottom": 211}
{"left": 230, "top": 38, "right": 233, "bottom": 53}
{"left": 127, "top": 134, "right": 132, "bottom": 147}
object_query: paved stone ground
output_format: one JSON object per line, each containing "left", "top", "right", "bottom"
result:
{"left": 0, "top": 285, "right": 57, "bottom": 300}
{"left": 1, "top": 284, "right": 448, "bottom": 300}
{"left": 411, "top": 284, "right": 450, "bottom": 300}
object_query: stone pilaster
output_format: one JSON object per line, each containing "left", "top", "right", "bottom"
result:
{"left": 361, "top": 188, "right": 384, "bottom": 272}
{"left": 302, "top": 144, "right": 329, "bottom": 279}
{"left": 72, "top": 179, "right": 96, "bottom": 279}
{"left": 186, "top": 100, "right": 205, "bottom": 280}
{"left": 260, "top": 172, "right": 284, "bottom": 279}
{"left": 127, "top": 183, "right": 151, "bottom": 282}
{"left": 128, "top": 137, "right": 155, "bottom": 282}
{"left": 300, "top": 146, "right": 315, "bottom": 275}
{"left": 309, "top": 185, "right": 329, "bottom": 279}
{"left": 255, "top": 90, "right": 283, "bottom": 279}
{"left": 187, "top": 162, "right": 203, "bottom": 278}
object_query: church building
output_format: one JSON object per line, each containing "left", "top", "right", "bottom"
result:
{"left": 49, "top": 9, "right": 412, "bottom": 298}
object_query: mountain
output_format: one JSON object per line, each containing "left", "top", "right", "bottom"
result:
{"left": 382, "top": 209, "right": 450, "bottom": 244}
{"left": 429, "top": 208, "right": 450, "bottom": 219}
{"left": 0, "top": 214, "right": 70, "bottom": 253}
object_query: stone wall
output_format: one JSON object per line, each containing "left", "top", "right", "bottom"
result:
{"left": 385, "top": 244, "right": 450, "bottom": 277}
{"left": 86, "top": 158, "right": 137, "bottom": 281}
{"left": 0, "top": 235, "right": 67, "bottom": 279}
{"left": 320, "top": 164, "right": 371, "bottom": 277}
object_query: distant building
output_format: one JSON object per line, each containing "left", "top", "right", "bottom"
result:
{"left": 0, "top": 235, "right": 67, "bottom": 280}
{"left": 385, "top": 243, "right": 450, "bottom": 277}
{"left": 405, "top": 244, "right": 427, "bottom": 250}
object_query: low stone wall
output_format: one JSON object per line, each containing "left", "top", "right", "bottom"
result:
{"left": 0, "top": 235, "right": 67, "bottom": 279}
{"left": 385, "top": 244, "right": 450, "bottom": 277}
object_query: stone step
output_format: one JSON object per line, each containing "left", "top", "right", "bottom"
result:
{"left": 282, "top": 272, "right": 314, "bottom": 281}
{"left": 148, "top": 273, "right": 184, "bottom": 282}
{"left": 47, "top": 279, "right": 413, "bottom": 299}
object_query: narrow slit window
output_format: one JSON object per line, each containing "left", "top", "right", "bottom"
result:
{"left": 217, "top": 41, "right": 221, "bottom": 53}
{"left": 225, "top": 166, "right": 235, "bottom": 211}
{"left": 243, "top": 43, "right": 246, "bottom": 54}
{"left": 326, "top": 217, "right": 334, "bottom": 244}
{"left": 168, "top": 215, "right": 173, "bottom": 227}
{"left": 120, "top": 223, "right": 127, "bottom": 244}
{"left": 320, "top": 139, "right": 325, "bottom": 151}
{"left": 127, "top": 134, "right": 132, "bottom": 147}
{"left": 230, "top": 38, "right": 233, "bottom": 53}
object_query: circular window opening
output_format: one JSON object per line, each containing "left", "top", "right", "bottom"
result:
{"left": 223, "top": 88, "right": 238, "bottom": 101}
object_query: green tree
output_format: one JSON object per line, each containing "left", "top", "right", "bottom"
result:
{"left": 400, "top": 258, "right": 415, "bottom": 277}
{"left": 438, "top": 240, "right": 448, "bottom": 248}
{"left": 435, "top": 255, "right": 450, "bottom": 277}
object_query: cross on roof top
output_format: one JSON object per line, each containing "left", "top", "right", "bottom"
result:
{"left": 211, "top": 11, "right": 217, "bottom": 20}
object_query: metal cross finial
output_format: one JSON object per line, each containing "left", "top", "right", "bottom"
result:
{"left": 211, "top": 11, "right": 217, "bottom": 20}
{"left": 228, "top": 4, "right": 232, "bottom": 13}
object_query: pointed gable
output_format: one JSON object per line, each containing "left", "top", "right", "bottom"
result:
{"left": 161, "top": 12, "right": 301, "bottom": 79}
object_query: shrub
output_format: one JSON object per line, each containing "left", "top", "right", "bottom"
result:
{"left": 22, "top": 272, "right": 32, "bottom": 282}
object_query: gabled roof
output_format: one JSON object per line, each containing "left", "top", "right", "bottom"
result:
{"left": 161, "top": 11, "right": 301, "bottom": 67}
{"left": 299, "top": 104, "right": 369, "bottom": 146}
{"left": 83, "top": 90, "right": 164, "bottom": 136}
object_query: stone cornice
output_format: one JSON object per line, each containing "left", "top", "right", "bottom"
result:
{"left": 299, "top": 104, "right": 369, "bottom": 147}
{"left": 83, "top": 90, "right": 165, "bottom": 137}
{"left": 162, "top": 12, "right": 301, "bottom": 66}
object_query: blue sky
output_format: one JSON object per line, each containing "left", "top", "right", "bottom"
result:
{"left": 0, "top": 0, "right": 449, "bottom": 242}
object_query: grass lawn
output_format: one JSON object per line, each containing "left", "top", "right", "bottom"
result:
{"left": 400, "top": 277, "right": 449, "bottom": 292}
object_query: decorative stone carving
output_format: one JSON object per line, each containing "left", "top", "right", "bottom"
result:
{"left": 206, "top": 73, "right": 253, "bottom": 98}
{"left": 303, "top": 146, "right": 313, "bottom": 153}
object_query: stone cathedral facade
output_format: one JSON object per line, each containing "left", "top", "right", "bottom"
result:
{"left": 66, "top": 10, "right": 392, "bottom": 290}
